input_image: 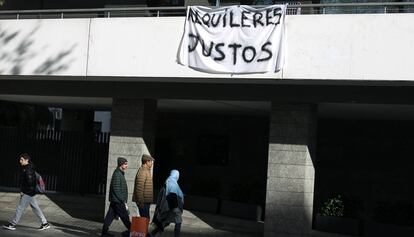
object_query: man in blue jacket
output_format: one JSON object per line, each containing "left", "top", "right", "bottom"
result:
{"left": 101, "top": 157, "right": 131, "bottom": 237}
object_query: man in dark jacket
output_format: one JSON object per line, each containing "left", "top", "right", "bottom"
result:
{"left": 101, "top": 157, "right": 131, "bottom": 237}
{"left": 3, "top": 153, "right": 50, "bottom": 231}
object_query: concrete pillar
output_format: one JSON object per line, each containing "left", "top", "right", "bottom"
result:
{"left": 105, "top": 98, "right": 157, "bottom": 214}
{"left": 265, "top": 104, "right": 317, "bottom": 237}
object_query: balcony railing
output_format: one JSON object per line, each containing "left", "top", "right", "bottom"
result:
{"left": 0, "top": 2, "right": 414, "bottom": 19}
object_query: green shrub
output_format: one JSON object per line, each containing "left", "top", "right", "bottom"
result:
{"left": 321, "top": 195, "right": 345, "bottom": 217}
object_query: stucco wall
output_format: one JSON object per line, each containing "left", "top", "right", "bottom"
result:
{"left": 0, "top": 13, "right": 413, "bottom": 80}
{"left": 0, "top": 19, "right": 89, "bottom": 76}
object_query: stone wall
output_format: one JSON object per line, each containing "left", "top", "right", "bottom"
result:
{"left": 265, "top": 104, "right": 317, "bottom": 237}
{"left": 105, "top": 98, "right": 156, "bottom": 214}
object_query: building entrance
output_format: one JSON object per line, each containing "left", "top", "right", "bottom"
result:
{"left": 153, "top": 100, "right": 270, "bottom": 220}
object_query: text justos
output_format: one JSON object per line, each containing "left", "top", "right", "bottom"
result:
{"left": 186, "top": 7, "right": 282, "bottom": 65}
{"left": 188, "top": 34, "right": 273, "bottom": 65}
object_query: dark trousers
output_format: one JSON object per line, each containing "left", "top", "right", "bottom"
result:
{"left": 151, "top": 223, "right": 181, "bottom": 237}
{"left": 138, "top": 203, "right": 151, "bottom": 219}
{"left": 174, "top": 223, "right": 181, "bottom": 237}
{"left": 102, "top": 202, "right": 131, "bottom": 234}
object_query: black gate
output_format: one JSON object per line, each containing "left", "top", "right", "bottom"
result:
{"left": 0, "top": 128, "right": 110, "bottom": 195}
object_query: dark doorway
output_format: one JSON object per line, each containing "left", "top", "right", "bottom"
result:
{"left": 154, "top": 112, "right": 269, "bottom": 215}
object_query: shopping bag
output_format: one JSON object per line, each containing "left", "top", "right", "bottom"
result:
{"left": 130, "top": 216, "right": 149, "bottom": 237}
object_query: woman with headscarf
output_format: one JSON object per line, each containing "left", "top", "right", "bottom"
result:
{"left": 150, "top": 170, "right": 184, "bottom": 237}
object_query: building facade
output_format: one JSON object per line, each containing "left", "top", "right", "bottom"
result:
{"left": 1, "top": 2, "right": 414, "bottom": 236}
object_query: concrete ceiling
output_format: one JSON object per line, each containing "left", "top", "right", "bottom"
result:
{"left": 0, "top": 94, "right": 271, "bottom": 115}
{"left": 1, "top": 94, "right": 414, "bottom": 120}
{"left": 318, "top": 103, "right": 414, "bottom": 120}
{"left": 0, "top": 94, "right": 113, "bottom": 110}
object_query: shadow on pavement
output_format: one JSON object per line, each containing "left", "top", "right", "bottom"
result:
{"left": 45, "top": 193, "right": 105, "bottom": 222}
{"left": 50, "top": 221, "right": 101, "bottom": 237}
{"left": 189, "top": 211, "right": 263, "bottom": 236}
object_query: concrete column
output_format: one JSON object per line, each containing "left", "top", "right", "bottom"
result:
{"left": 265, "top": 104, "right": 317, "bottom": 237}
{"left": 105, "top": 98, "right": 157, "bottom": 214}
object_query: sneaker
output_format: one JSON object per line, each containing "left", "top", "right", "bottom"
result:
{"left": 3, "top": 223, "right": 16, "bottom": 230}
{"left": 38, "top": 223, "right": 50, "bottom": 231}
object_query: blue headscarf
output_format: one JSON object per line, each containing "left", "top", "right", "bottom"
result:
{"left": 166, "top": 170, "right": 184, "bottom": 201}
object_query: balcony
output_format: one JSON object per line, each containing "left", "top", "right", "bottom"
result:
{"left": 0, "top": 3, "right": 413, "bottom": 81}
{"left": 0, "top": 2, "right": 414, "bottom": 19}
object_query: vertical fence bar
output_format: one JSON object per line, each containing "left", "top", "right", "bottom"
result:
{"left": 0, "top": 128, "right": 111, "bottom": 193}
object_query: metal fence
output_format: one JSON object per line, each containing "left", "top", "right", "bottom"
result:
{"left": 0, "top": 2, "right": 414, "bottom": 19}
{"left": 0, "top": 128, "right": 110, "bottom": 195}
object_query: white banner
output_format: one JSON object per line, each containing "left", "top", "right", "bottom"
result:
{"left": 177, "top": 5, "right": 286, "bottom": 74}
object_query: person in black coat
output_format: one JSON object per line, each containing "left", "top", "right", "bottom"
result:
{"left": 150, "top": 170, "right": 184, "bottom": 237}
{"left": 3, "top": 153, "right": 50, "bottom": 231}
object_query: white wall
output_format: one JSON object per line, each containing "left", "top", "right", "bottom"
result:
{"left": 0, "top": 14, "right": 414, "bottom": 81}
{"left": 0, "top": 19, "right": 89, "bottom": 76}
{"left": 284, "top": 14, "right": 414, "bottom": 80}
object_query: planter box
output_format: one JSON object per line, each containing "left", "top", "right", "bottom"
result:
{"left": 315, "top": 214, "right": 362, "bottom": 236}
{"left": 365, "top": 221, "right": 414, "bottom": 237}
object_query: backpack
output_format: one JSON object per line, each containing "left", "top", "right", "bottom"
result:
{"left": 35, "top": 172, "right": 45, "bottom": 194}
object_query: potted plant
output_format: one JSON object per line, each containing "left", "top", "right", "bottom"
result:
{"left": 315, "top": 195, "right": 362, "bottom": 235}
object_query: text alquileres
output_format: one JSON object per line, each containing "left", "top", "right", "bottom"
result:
{"left": 177, "top": 5, "right": 286, "bottom": 74}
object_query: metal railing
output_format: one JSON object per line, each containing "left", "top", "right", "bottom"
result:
{"left": 0, "top": 2, "right": 414, "bottom": 19}
{"left": 0, "top": 128, "right": 110, "bottom": 195}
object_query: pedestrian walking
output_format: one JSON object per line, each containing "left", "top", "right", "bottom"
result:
{"left": 101, "top": 157, "right": 131, "bottom": 237}
{"left": 2, "top": 153, "right": 50, "bottom": 231}
{"left": 150, "top": 169, "right": 184, "bottom": 237}
{"left": 132, "top": 154, "right": 155, "bottom": 219}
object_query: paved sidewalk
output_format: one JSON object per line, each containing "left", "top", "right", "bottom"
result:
{"left": 0, "top": 191, "right": 351, "bottom": 237}
{"left": 0, "top": 191, "right": 263, "bottom": 237}
{"left": 0, "top": 207, "right": 262, "bottom": 237}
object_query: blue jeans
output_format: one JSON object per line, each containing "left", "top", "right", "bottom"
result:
{"left": 12, "top": 194, "right": 47, "bottom": 225}
{"left": 137, "top": 203, "right": 151, "bottom": 219}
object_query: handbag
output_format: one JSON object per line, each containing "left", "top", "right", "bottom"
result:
{"left": 130, "top": 216, "right": 149, "bottom": 237}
